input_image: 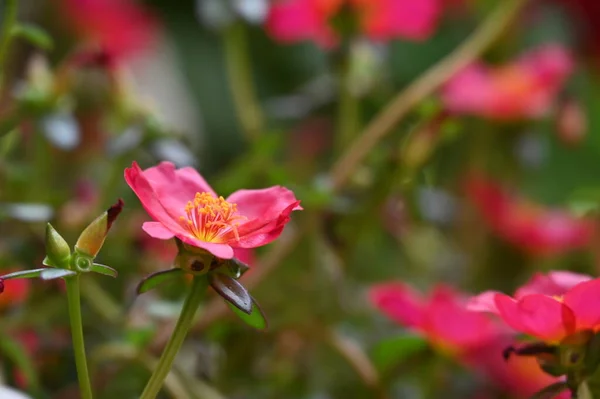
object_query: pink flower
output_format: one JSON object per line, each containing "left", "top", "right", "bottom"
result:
{"left": 265, "top": 0, "right": 441, "bottom": 47}
{"left": 466, "top": 175, "right": 593, "bottom": 256}
{"left": 60, "top": 0, "right": 158, "bottom": 61}
{"left": 468, "top": 271, "right": 600, "bottom": 343}
{"left": 442, "top": 44, "right": 573, "bottom": 120}
{"left": 370, "top": 282, "right": 566, "bottom": 397}
{"left": 124, "top": 161, "right": 302, "bottom": 260}
{"left": 369, "top": 283, "right": 501, "bottom": 354}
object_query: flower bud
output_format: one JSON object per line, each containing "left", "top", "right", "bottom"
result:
{"left": 75, "top": 199, "right": 124, "bottom": 257}
{"left": 0, "top": 278, "right": 4, "bottom": 293}
{"left": 44, "top": 223, "right": 71, "bottom": 267}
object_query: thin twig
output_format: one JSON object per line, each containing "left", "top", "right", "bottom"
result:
{"left": 327, "top": 0, "right": 527, "bottom": 191}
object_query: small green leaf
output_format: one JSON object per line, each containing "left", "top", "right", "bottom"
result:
{"left": 91, "top": 263, "right": 118, "bottom": 278}
{"left": 1, "top": 268, "right": 46, "bottom": 280}
{"left": 0, "top": 333, "right": 41, "bottom": 393}
{"left": 529, "top": 382, "right": 570, "bottom": 399}
{"left": 40, "top": 268, "right": 77, "bottom": 280}
{"left": 11, "top": 23, "right": 53, "bottom": 50}
{"left": 227, "top": 296, "right": 268, "bottom": 330}
{"left": 209, "top": 272, "right": 252, "bottom": 314}
{"left": 136, "top": 268, "right": 183, "bottom": 294}
{"left": 371, "top": 335, "right": 428, "bottom": 374}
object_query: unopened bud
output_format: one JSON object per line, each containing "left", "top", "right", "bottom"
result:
{"left": 0, "top": 278, "right": 4, "bottom": 293}
{"left": 75, "top": 199, "right": 124, "bottom": 257}
{"left": 557, "top": 98, "right": 587, "bottom": 147}
{"left": 44, "top": 223, "right": 71, "bottom": 267}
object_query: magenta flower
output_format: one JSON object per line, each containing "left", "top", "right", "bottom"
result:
{"left": 466, "top": 175, "right": 593, "bottom": 256}
{"left": 468, "top": 271, "right": 600, "bottom": 343}
{"left": 441, "top": 44, "right": 573, "bottom": 120}
{"left": 60, "top": 0, "right": 158, "bottom": 61}
{"left": 125, "top": 162, "right": 302, "bottom": 260}
{"left": 369, "top": 282, "right": 566, "bottom": 398}
{"left": 369, "top": 282, "right": 501, "bottom": 353}
{"left": 265, "top": 0, "right": 441, "bottom": 48}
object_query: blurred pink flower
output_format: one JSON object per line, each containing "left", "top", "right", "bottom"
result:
{"left": 442, "top": 44, "right": 573, "bottom": 120}
{"left": 60, "top": 0, "right": 158, "bottom": 61}
{"left": 369, "top": 282, "right": 566, "bottom": 398}
{"left": 468, "top": 271, "right": 600, "bottom": 343}
{"left": 125, "top": 161, "right": 302, "bottom": 260}
{"left": 265, "top": 0, "right": 441, "bottom": 47}
{"left": 465, "top": 175, "right": 593, "bottom": 256}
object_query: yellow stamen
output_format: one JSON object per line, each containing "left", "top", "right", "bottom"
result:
{"left": 179, "top": 192, "right": 246, "bottom": 243}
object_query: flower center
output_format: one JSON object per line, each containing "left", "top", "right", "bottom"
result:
{"left": 180, "top": 192, "right": 245, "bottom": 243}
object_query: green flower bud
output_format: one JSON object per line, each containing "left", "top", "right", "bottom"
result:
{"left": 75, "top": 199, "right": 123, "bottom": 257}
{"left": 44, "top": 223, "right": 71, "bottom": 267}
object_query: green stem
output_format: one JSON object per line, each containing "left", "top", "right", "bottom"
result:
{"left": 334, "top": 57, "right": 360, "bottom": 155}
{"left": 140, "top": 276, "right": 207, "bottom": 399}
{"left": 223, "top": 22, "right": 264, "bottom": 142}
{"left": 65, "top": 275, "right": 94, "bottom": 399}
{"left": 0, "top": 0, "right": 17, "bottom": 87}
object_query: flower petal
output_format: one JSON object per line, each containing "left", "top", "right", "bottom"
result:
{"left": 466, "top": 291, "right": 502, "bottom": 314}
{"left": 179, "top": 235, "right": 235, "bottom": 259}
{"left": 515, "top": 271, "right": 592, "bottom": 298}
{"left": 564, "top": 278, "right": 600, "bottom": 330}
{"left": 124, "top": 162, "right": 190, "bottom": 235}
{"left": 141, "top": 161, "right": 216, "bottom": 216}
{"left": 142, "top": 221, "right": 175, "bottom": 240}
{"left": 426, "top": 286, "right": 500, "bottom": 349}
{"left": 495, "top": 294, "right": 574, "bottom": 342}
{"left": 226, "top": 186, "right": 302, "bottom": 248}
{"left": 368, "top": 282, "right": 425, "bottom": 329}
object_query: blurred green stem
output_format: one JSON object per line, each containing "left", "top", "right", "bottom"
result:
{"left": 65, "top": 275, "right": 94, "bottom": 399}
{"left": 335, "top": 56, "right": 360, "bottom": 155}
{"left": 223, "top": 23, "right": 264, "bottom": 142}
{"left": 328, "top": 0, "right": 527, "bottom": 191}
{"left": 140, "top": 276, "right": 207, "bottom": 399}
{"left": 80, "top": 277, "right": 121, "bottom": 324}
{"left": 0, "top": 0, "right": 17, "bottom": 88}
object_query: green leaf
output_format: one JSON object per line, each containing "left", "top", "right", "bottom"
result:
{"left": 209, "top": 272, "right": 252, "bottom": 314}
{"left": 529, "top": 382, "right": 570, "bottom": 399}
{"left": 91, "top": 263, "right": 118, "bottom": 278}
{"left": 227, "top": 296, "right": 268, "bottom": 330}
{"left": 0, "top": 333, "right": 41, "bottom": 393}
{"left": 40, "top": 268, "right": 77, "bottom": 280}
{"left": 371, "top": 335, "right": 428, "bottom": 374}
{"left": 11, "top": 23, "right": 53, "bottom": 50}
{"left": 136, "top": 268, "right": 183, "bottom": 294}
{"left": 1, "top": 268, "right": 46, "bottom": 280}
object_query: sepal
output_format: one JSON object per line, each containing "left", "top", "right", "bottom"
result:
{"left": 40, "top": 269, "right": 77, "bottom": 280}
{"left": 209, "top": 272, "right": 252, "bottom": 314}
{"left": 137, "top": 268, "right": 183, "bottom": 295}
{"left": 90, "top": 263, "right": 118, "bottom": 278}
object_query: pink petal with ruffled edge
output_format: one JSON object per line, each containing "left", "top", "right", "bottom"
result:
{"left": 368, "top": 282, "right": 426, "bottom": 329}
{"left": 563, "top": 278, "right": 600, "bottom": 330}
{"left": 494, "top": 294, "right": 575, "bottom": 342}
{"left": 515, "top": 271, "right": 592, "bottom": 298}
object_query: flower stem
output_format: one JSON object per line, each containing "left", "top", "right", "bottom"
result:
{"left": 334, "top": 55, "right": 360, "bottom": 155}
{"left": 223, "top": 22, "right": 264, "bottom": 142}
{"left": 140, "top": 276, "right": 207, "bottom": 399}
{"left": 65, "top": 275, "right": 94, "bottom": 399}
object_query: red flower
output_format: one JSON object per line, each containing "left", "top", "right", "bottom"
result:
{"left": 370, "top": 282, "right": 566, "bottom": 398}
{"left": 466, "top": 176, "right": 593, "bottom": 256}
{"left": 468, "top": 271, "right": 600, "bottom": 343}
{"left": 442, "top": 44, "right": 573, "bottom": 120}
{"left": 0, "top": 273, "right": 29, "bottom": 311}
{"left": 60, "top": 0, "right": 158, "bottom": 61}
{"left": 265, "top": 0, "right": 441, "bottom": 47}
{"left": 124, "top": 161, "right": 302, "bottom": 260}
